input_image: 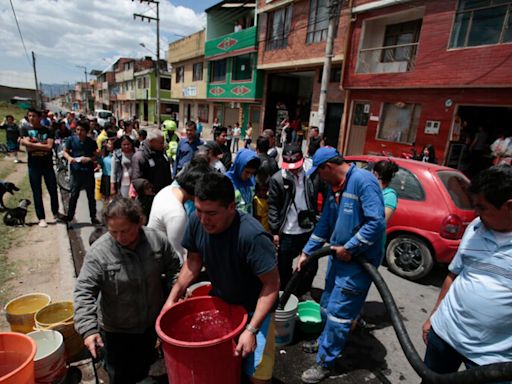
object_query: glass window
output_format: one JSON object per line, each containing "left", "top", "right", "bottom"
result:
{"left": 176, "top": 66, "right": 184, "bottom": 84}
{"left": 266, "top": 5, "right": 293, "bottom": 50}
{"left": 382, "top": 20, "right": 422, "bottom": 64}
{"left": 437, "top": 171, "right": 473, "bottom": 210}
{"left": 193, "top": 62, "right": 203, "bottom": 81}
{"left": 198, "top": 104, "right": 209, "bottom": 123}
{"left": 211, "top": 59, "right": 227, "bottom": 82}
{"left": 232, "top": 54, "right": 253, "bottom": 81}
{"left": 450, "top": 0, "right": 512, "bottom": 48}
{"left": 306, "top": 0, "right": 340, "bottom": 43}
{"left": 318, "top": 66, "right": 342, "bottom": 83}
{"left": 377, "top": 102, "right": 421, "bottom": 144}
{"left": 389, "top": 168, "right": 425, "bottom": 201}
{"left": 160, "top": 77, "right": 171, "bottom": 90}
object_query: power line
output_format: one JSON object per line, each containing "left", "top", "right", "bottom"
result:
{"left": 9, "top": 0, "right": 31, "bottom": 67}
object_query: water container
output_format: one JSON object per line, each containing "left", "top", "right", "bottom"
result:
{"left": 27, "top": 330, "right": 67, "bottom": 384}
{"left": 156, "top": 296, "right": 247, "bottom": 384}
{"left": 0, "top": 332, "right": 36, "bottom": 384}
{"left": 186, "top": 281, "right": 212, "bottom": 298}
{"left": 4, "top": 293, "right": 51, "bottom": 334}
{"left": 275, "top": 291, "right": 298, "bottom": 346}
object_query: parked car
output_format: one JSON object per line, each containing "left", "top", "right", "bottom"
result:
{"left": 94, "top": 109, "right": 113, "bottom": 128}
{"left": 345, "top": 155, "right": 476, "bottom": 280}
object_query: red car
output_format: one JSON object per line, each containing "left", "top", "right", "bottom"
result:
{"left": 344, "top": 155, "right": 476, "bottom": 280}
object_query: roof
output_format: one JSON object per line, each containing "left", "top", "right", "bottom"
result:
{"left": 205, "top": 0, "right": 256, "bottom": 13}
{"left": 0, "top": 71, "right": 36, "bottom": 90}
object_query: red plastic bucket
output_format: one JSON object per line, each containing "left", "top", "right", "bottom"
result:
{"left": 187, "top": 282, "right": 212, "bottom": 298}
{"left": 0, "top": 332, "right": 36, "bottom": 384}
{"left": 156, "top": 296, "right": 247, "bottom": 384}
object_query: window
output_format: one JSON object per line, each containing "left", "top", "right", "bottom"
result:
{"left": 124, "top": 62, "right": 131, "bottom": 71}
{"left": 389, "top": 168, "right": 425, "bottom": 201}
{"left": 232, "top": 54, "right": 253, "bottom": 81}
{"left": 377, "top": 102, "right": 421, "bottom": 144}
{"left": 307, "top": 0, "right": 340, "bottom": 43}
{"left": 193, "top": 62, "right": 203, "bottom": 81}
{"left": 176, "top": 66, "right": 184, "bottom": 84}
{"left": 266, "top": 5, "right": 293, "bottom": 50}
{"left": 198, "top": 104, "right": 209, "bottom": 123}
{"left": 437, "top": 171, "right": 472, "bottom": 210}
{"left": 210, "top": 59, "right": 227, "bottom": 82}
{"left": 318, "top": 66, "right": 342, "bottom": 83}
{"left": 143, "top": 76, "right": 149, "bottom": 89}
{"left": 382, "top": 20, "right": 422, "bottom": 64}
{"left": 450, "top": 0, "right": 512, "bottom": 48}
{"left": 160, "top": 77, "right": 171, "bottom": 90}
{"left": 137, "top": 78, "right": 143, "bottom": 89}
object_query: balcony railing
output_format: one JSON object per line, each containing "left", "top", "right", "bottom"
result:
{"left": 356, "top": 42, "right": 418, "bottom": 74}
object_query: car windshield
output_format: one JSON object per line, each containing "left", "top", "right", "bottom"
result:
{"left": 98, "top": 112, "right": 112, "bottom": 119}
{"left": 437, "top": 171, "right": 472, "bottom": 210}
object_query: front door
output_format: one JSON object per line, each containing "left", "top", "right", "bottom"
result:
{"left": 346, "top": 102, "right": 370, "bottom": 155}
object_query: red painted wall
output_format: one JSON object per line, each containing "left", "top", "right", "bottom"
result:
{"left": 346, "top": 0, "right": 512, "bottom": 88}
{"left": 347, "top": 88, "right": 512, "bottom": 161}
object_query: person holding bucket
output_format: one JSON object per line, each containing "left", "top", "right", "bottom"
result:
{"left": 296, "top": 147, "right": 385, "bottom": 383}
{"left": 73, "top": 197, "right": 181, "bottom": 384}
{"left": 162, "top": 172, "right": 280, "bottom": 384}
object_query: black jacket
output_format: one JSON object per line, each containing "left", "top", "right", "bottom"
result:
{"left": 131, "top": 144, "right": 172, "bottom": 193}
{"left": 268, "top": 169, "right": 317, "bottom": 236}
{"left": 256, "top": 153, "right": 279, "bottom": 187}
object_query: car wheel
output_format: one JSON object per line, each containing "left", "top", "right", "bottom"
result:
{"left": 386, "top": 235, "right": 434, "bottom": 280}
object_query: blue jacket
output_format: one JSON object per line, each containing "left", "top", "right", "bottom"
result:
{"left": 303, "top": 164, "right": 385, "bottom": 267}
{"left": 226, "top": 149, "right": 260, "bottom": 215}
{"left": 173, "top": 136, "right": 203, "bottom": 176}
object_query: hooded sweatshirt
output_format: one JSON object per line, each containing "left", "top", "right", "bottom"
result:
{"left": 226, "top": 149, "right": 260, "bottom": 215}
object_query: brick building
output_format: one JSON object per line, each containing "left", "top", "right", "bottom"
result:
{"left": 257, "top": 0, "right": 350, "bottom": 147}
{"left": 342, "top": 0, "right": 512, "bottom": 172}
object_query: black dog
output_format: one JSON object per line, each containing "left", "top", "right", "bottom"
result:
{"left": 3, "top": 199, "right": 31, "bottom": 226}
{"left": 0, "top": 181, "right": 20, "bottom": 209}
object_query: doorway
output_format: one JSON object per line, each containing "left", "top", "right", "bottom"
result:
{"left": 324, "top": 103, "right": 343, "bottom": 148}
{"left": 346, "top": 102, "right": 371, "bottom": 155}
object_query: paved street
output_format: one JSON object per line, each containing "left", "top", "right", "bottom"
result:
{"left": 69, "top": 194, "right": 447, "bottom": 383}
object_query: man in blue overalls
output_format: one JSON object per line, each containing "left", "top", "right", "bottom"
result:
{"left": 297, "top": 147, "right": 385, "bottom": 383}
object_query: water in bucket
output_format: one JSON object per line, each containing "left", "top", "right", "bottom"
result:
{"left": 167, "top": 309, "right": 233, "bottom": 342}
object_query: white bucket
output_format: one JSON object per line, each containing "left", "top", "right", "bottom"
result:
{"left": 275, "top": 291, "right": 298, "bottom": 346}
{"left": 27, "top": 330, "right": 67, "bottom": 384}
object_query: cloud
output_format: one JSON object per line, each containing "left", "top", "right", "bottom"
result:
{"left": 0, "top": 0, "right": 205, "bottom": 82}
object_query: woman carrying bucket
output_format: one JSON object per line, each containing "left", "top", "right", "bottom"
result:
{"left": 73, "top": 197, "right": 181, "bottom": 384}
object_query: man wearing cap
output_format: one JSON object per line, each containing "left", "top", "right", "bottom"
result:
{"left": 268, "top": 143, "right": 318, "bottom": 293}
{"left": 297, "top": 147, "right": 385, "bottom": 383}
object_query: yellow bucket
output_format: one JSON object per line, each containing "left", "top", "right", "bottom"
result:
{"left": 34, "top": 301, "right": 84, "bottom": 362}
{"left": 4, "top": 293, "right": 51, "bottom": 334}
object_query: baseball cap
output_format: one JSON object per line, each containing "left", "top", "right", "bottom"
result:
{"left": 307, "top": 146, "right": 342, "bottom": 176}
{"left": 199, "top": 141, "right": 223, "bottom": 156}
{"left": 282, "top": 143, "right": 304, "bottom": 170}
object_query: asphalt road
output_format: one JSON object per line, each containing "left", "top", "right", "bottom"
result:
{"left": 70, "top": 192, "right": 447, "bottom": 383}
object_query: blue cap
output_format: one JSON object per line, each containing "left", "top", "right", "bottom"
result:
{"left": 307, "top": 146, "right": 341, "bottom": 176}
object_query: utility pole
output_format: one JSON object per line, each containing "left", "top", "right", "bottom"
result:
{"left": 76, "top": 65, "right": 89, "bottom": 114}
{"left": 32, "top": 51, "right": 41, "bottom": 109}
{"left": 317, "top": 0, "right": 339, "bottom": 136}
{"left": 133, "top": 0, "right": 161, "bottom": 127}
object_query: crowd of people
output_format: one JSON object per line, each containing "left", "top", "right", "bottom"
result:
{"left": 1, "top": 109, "right": 511, "bottom": 384}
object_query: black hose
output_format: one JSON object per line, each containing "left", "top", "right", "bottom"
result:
{"left": 279, "top": 246, "right": 512, "bottom": 384}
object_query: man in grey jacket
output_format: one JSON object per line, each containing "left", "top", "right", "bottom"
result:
{"left": 74, "top": 197, "right": 181, "bottom": 384}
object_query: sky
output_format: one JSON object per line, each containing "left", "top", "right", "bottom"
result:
{"left": 0, "top": 0, "right": 220, "bottom": 89}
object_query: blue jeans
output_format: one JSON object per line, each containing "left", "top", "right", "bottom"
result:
{"left": 28, "top": 164, "right": 60, "bottom": 220}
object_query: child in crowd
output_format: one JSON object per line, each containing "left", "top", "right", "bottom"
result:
{"left": 253, "top": 181, "right": 270, "bottom": 232}
{"left": 98, "top": 135, "right": 115, "bottom": 201}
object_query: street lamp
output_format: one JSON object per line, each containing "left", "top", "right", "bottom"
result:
{"left": 133, "top": 0, "right": 161, "bottom": 127}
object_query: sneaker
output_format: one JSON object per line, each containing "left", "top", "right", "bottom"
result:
{"left": 91, "top": 218, "right": 101, "bottom": 225}
{"left": 38, "top": 219, "right": 48, "bottom": 228}
{"left": 302, "top": 340, "right": 319, "bottom": 354}
{"left": 301, "top": 363, "right": 332, "bottom": 383}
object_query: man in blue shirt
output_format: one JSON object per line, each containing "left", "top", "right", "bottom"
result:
{"left": 63, "top": 120, "right": 99, "bottom": 224}
{"left": 297, "top": 147, "right": 385, "bottom": 383}
{"left": 422, "top": 165, "right": 512, "bottom": 376}
{"left": 173, "top": 120, "right": 203, "bottom": 176}
{"left": 163, "top": 172, "right": 280, "bottom": 383}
